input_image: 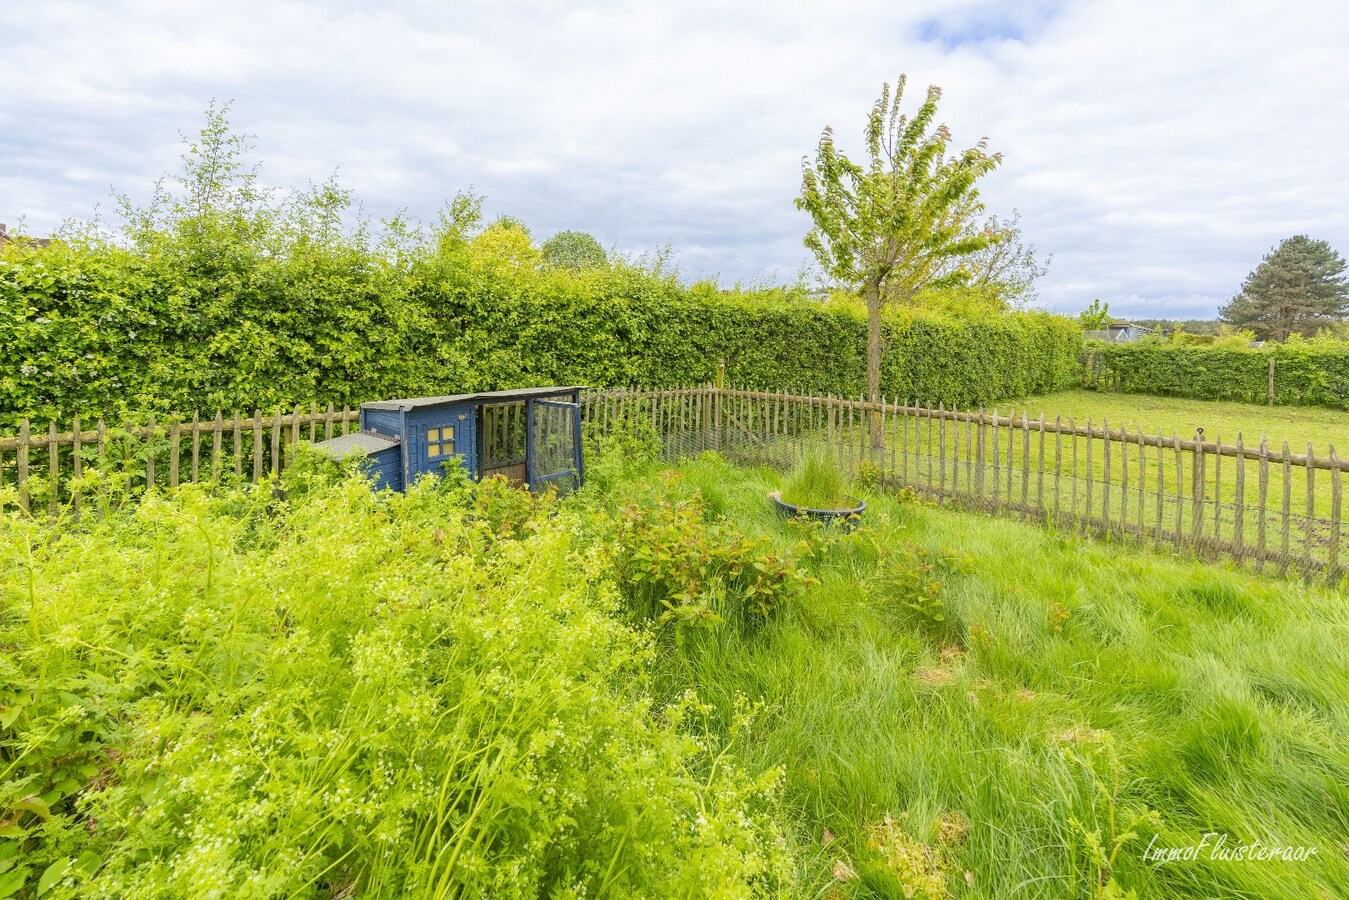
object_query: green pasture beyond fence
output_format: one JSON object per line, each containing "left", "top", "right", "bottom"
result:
{"left": 1, "top": 387, "right": 1344, "bottom": 582}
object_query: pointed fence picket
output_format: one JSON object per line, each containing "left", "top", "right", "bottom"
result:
{"left": 578, "top": 386, "right": 1347, "bottom": 583}
{"left": 2, "top": 387, "right": 1345, "bottom": 582}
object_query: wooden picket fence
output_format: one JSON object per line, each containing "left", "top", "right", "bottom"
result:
{"left": 583, "top": 386, "right": 1346, "bottom": 583}
{"left": 2, "top": 387, "right": 1344, "bottom": 582}
{"left": 0, "top": 404, "right": 362, "bottom": 516}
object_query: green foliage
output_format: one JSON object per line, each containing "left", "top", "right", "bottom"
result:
{"left": 0, "top": 105, "right": 1080, "bottom": 428}
{"left": 780, "top": 450, "right": 851, "bottom": 509}
{"left": 953, "top": 210, "right": 1051, "bottom": 310}
{"left": 611, "top": 489, "right": 812, "bottom": 638}
{"left": 1220, "top": 235, "right": 1349, "bottom": 340}
{"left": 541, "top": 231, "right": 607, "bottom": 271}
{"left": 1078, "top": 299, "right": 1111, "bottom": 330}
{"left": 797, "top": 74, "right": 1005, "bottom": 407}
{"left": 796, "top": 75, "right": 1002, "bottom": 305}
{"left": 1083, "top": 338, "right": 1349, "bottom": 408}
{"left": 1056, "top": 730, "right": 1161, "bottom": 900}
{"left": 0, "top": 471, "right": 796, "bottom": 897}
{"left": 640, "top": 454, "right": 1349, "bottom": 899}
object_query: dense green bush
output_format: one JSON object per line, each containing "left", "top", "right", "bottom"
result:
{"left": 1083, "top": 339, "right": 1349, "bottom": 409}
{"left": 0, "top": 238, "right": 1081, "bottom": 427}
{"left": 0, "top": 107, "right": 1081, "bottom": 428}
{"left": 0, "top": 464, "right": 796, "bottom": 897}
{"left": 541, "top": 230, "right": 607, "bottom": 270}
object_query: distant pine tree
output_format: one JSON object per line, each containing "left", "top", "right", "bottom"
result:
{"left": 1220, "top": 236, "right": 1348, "bottom": 340}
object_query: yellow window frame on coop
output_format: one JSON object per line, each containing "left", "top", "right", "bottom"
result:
{"left": 426, "top": 425, "right": 456, "bottom": 459}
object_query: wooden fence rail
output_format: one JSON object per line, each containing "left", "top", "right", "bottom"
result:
{"left": 2, "top": 387, "right": 1343, "bottom": 582}
{"left": 0, "top": 404, "right": 362, "bottom": 513}
{"left": 580, "top": 386, "right": 1345, "bottom": 583}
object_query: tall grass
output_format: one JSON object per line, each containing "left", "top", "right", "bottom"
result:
{"left": 779, "top": 451, "right": 853, "bottom": 510}
{"left": 614, "top": 454, "right": 1349, "bottom": 898}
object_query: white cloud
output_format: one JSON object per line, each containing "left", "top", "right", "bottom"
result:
{"left": 2, "top": 0, "right": 1347, "bottom": 317}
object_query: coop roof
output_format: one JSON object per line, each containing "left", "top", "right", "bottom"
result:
{"left": 361, "top": 386, "right": 586, "bottom": 411}
{"left": 312, "top": 431, "right": 401, "bottom": 460}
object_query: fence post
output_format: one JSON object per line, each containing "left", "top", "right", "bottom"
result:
{"left": 213, "top": 412, "right": 224, "bottom": 482}
{"left": 48, "top": 421, "right": 60, "bottom": 517}
{"left": 252, "top": 411, "right": 263, "bottom": 481}
{"left": 1020, "top": 412, "right": 1031, "bottom": 519}
{"left": 1234, "top": 434, "right": 1246, "bottom": 559}
{"left": 1085, "top": 418, "right": 1094, "bottom": 529}
{"left": 169, "top": 420, "right": 181, "bottom": 489}
{"left": 1268, "top": 356, "right": 1276, "bottom": 407}
{"left": 1329, "top": 446, "right": 1342, "bottom": 580}
{"left": 1192, "top": 430, "right": 1205, "bottom": 554}
{"left": 1280, "top": 441, "right": 1292, "bottom": 571}
{"left": 1173, "top": 431, "right": 1184, "bottom": 552}
{"left": 1067, "top": 416, "right": 1078, "bottom": 524}
{"left": 72, "top": 417, "right": 82, "bottom": 519}
{"left": 1212, "top": 433, "right": 1223, "bottom": 543}
{"left": 1155, "top": 429, "right": 1165, "bottom": 547}
{"left": 1303, "top": 442, "right": 1315, "bottom": 575}
{"left": 1101, "top": 418, "right": 1111, "bottom": 530}
{"left": 270, "top": 408, "right": 282, "bottom": 477}
{"left": 1118, "top": 422, "right": 1128, "bottom": 534}
{"left": 146, "top": 414, "right": 157, "bottom": 491}
{"left": 975, "top": 408, "right": 986, "bottom": 503}
{"left": 991, "top": 409, "right": 1001, "bottom": 509}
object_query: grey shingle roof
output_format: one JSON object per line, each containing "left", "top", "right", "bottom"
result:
{"left": 361, "top": 386, "right": 584, "bottom": 412}
{"left": 312, "top": 431, "right": 401, "bottom": 459}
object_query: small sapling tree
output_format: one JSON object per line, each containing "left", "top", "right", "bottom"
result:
{"left": 797, "top": 75, "right": 1002, "bottom": 448}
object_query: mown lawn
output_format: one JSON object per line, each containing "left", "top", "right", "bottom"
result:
{"left": 3, "top": 447, "right": 1347, "bottom": 898}
{"left": 1019, "top": 390, "right": 1349, "bottom": 453}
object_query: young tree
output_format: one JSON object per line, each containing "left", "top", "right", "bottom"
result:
{"left": 1078, "top": 299, "right": 1111, "bottom": 330}
{"left": 1220, "top": 235, "right": 1349, "bottom": 341}
{"left": 954, "top": 210, "right": 1050, "bottom": 308}
{"left": 797, "top": 75, "right": 1002, "bottom": 445}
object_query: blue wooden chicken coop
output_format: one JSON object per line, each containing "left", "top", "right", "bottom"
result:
{"left": 313, "top": 386, "right": 585, "bottom": 493}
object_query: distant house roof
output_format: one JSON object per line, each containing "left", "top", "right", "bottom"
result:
{"left": 0, "top": 223, "right": 52, "bottom": 249}
{"left": 361, "top": 386, "right": 585, "bottom": 412}
{"left": 312, "top": 431, "right": 400, "bottom": 460}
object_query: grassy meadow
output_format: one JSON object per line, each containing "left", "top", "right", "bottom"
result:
{"left": 1019, "top": 390, "right": 1349, "bottom": 455}
{"left": 643, "top": 454, "right": 1349, "bottom": 897}
{"left": 3, "top": 442, "right": 1347, "bottom": 898}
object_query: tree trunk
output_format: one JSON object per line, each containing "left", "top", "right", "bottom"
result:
{"left": 865, "top": 283, "right": 883, "bottom": 453}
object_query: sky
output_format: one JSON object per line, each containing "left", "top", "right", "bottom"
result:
{"left": 2, "top": 0, "right": 1347, "bottom": 319}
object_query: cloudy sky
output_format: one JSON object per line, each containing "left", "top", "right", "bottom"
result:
{"left": 2, "top": 0, "right": 1346, "bottom": 317}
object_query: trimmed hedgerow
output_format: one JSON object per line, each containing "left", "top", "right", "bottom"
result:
{"left": 1083, "top": 340, "right": 1349, "bottom": 409}
{"left": 0, "top": 240, "right": 1081, "bottom": 427}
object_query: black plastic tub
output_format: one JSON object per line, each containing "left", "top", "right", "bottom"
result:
{"left": 768, "top": 490, "right": 866, "bottom": 528}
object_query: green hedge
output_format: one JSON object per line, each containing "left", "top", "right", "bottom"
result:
{"left": 0, "top": 242, "right": 1082, "bottom": 427}
{"left": 1084, "top": 341, "right": 1349, "bottom": 409}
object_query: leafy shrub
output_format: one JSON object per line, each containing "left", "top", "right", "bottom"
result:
{"left": 0, "top": 112, "right": 1081, "bottom": 427}
{"left": 872, "top": 544, "right": 972, "bottom": 641}
{"left": 0, "top": 473, "right": 797, "bottom": 897}
{"left": 1082, "top": 338, "right": 1349, "bottom": 408}
{"left": 611, "top": 492, "right": 812, "bottom": 639}
{"left": 541, "top": 231, "right": 607, "bottom": 271}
